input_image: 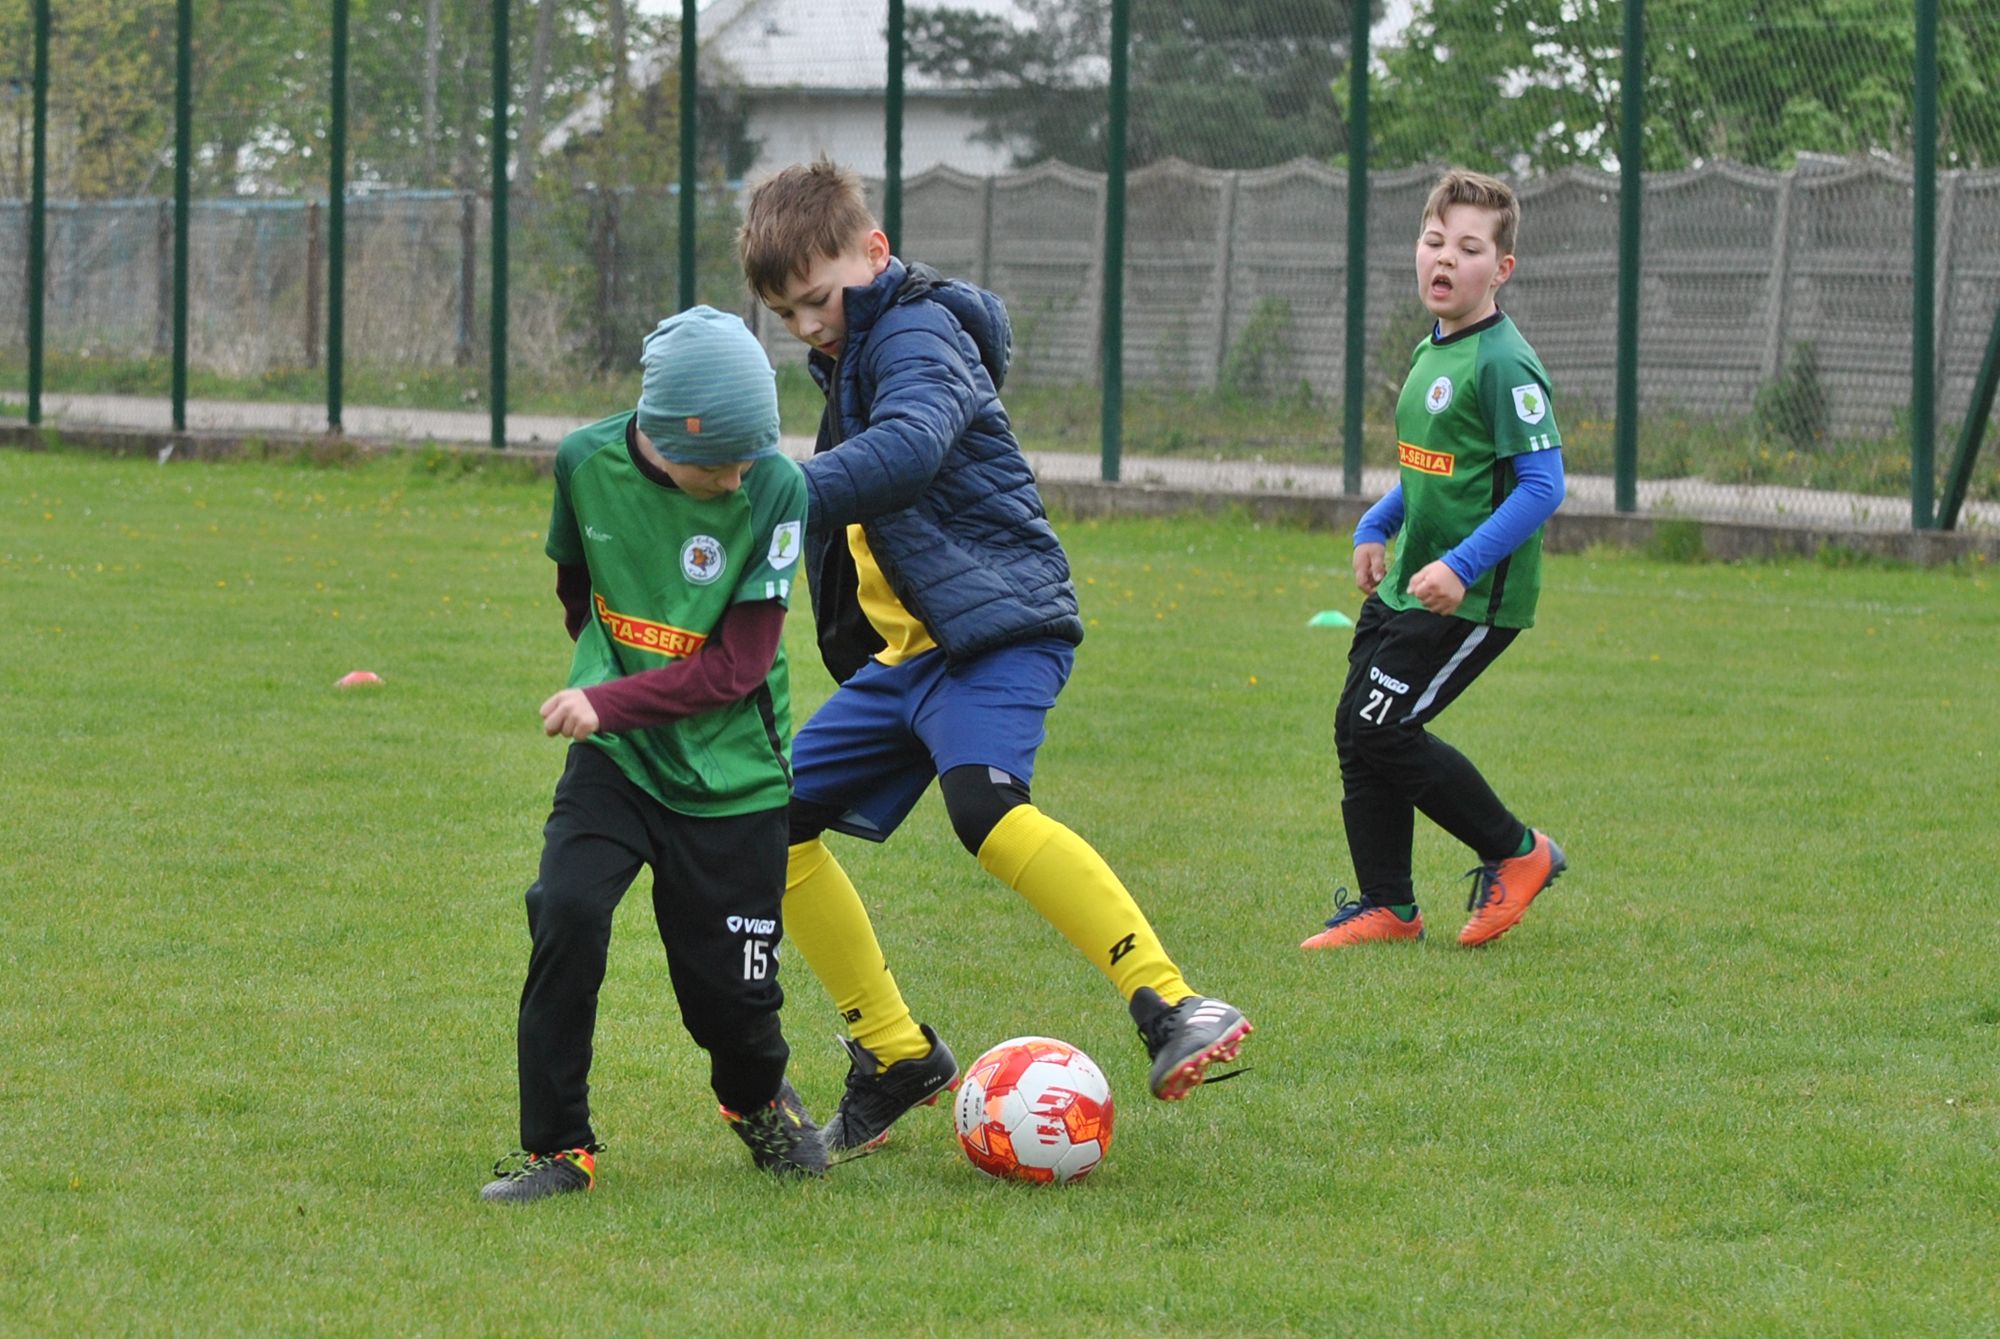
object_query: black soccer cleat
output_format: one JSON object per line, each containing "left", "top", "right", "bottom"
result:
{"left": 479, "top": 1145, "right": 601, "bottom": 1203}
{"left": 822, "top": 1023, "right": 960, "bottom": 1156}
{"left": 720, "top": 1078, "right": 829, "bottom": 1177}
{"left": 1129, "top": 987, "right": 1252, "bottom": 1100}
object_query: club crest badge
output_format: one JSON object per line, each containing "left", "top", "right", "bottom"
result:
{"left": 681, "top": 534, "right": 725, "bottom": 585}
{"left": 767, "top": 520, "right": 801, "bottom": 570}
{"left": 1511, "top": 383, "right": 1549, "bottom": 424}
{"left": 1426, "top": 376, "right": 1454, "bottom": 414}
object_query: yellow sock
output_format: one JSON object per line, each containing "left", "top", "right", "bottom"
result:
{"left": 782, "top": 840, "right": 931, "bottom": 1068}
{"left": 976, "top": 806, "right": 1192, "bottom": 1005}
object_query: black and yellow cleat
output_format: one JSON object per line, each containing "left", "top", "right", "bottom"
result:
{"left": 479, "top": 1145, "right": 601, "bottom": 1203}
{"left": 721, "top": 1078, "right": 829, "bottom": 1177}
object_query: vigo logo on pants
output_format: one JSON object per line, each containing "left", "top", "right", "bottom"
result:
{"left": 1368, "top": 666, "right": 1411, "bottom": 694}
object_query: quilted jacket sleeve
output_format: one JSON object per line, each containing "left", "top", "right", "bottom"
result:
{"left": 802, "top": 307, "right": 981, "bottom": 529}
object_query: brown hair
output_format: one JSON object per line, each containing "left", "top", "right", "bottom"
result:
{"left": 1421, "top": 169, "right": 1520, "bottom": 256}
{"left": 738, "top": 158, "right": 879, "bottom": 298}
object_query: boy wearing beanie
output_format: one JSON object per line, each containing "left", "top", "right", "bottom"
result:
{"left": 482, "top": 307, "right": 824, "bottom": 1201}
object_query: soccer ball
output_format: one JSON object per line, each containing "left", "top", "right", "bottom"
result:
{"left": 953, "top": 1036, "right": 1115, "bottom": 1184}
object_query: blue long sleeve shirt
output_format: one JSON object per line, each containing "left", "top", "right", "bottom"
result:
{"left": 1355, "top": 448, "right": 1566, "bottom": 587}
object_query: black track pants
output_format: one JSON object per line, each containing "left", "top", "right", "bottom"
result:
{"left": 515, "top": 743, "right": 790, "bottom": 1152}
{"left": 1334, "top": 596, "right": 1530, "bottom": 906}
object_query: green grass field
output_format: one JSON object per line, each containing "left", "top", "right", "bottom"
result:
{"left": 4, "top": 444, "right": 1997, "bottom": 1336}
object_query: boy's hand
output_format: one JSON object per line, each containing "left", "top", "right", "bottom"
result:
{"left": 1353, "top": 542, "right": 1387, "bottom": 596}
{"left": 540, "top": 688, "right": 600, "bottom": 740}
{"left": 1407, "top": 560, "right": 1466, "bottom": 615}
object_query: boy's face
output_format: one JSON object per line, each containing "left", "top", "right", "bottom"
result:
{"left": 759, "top": 229, "right": 891, "bottom": 359}
{"left": 1416, "top": 203, "right": 1515, "bottom": 335}
{"left": 659, "top": 456, "right": 757, "bottom": 501}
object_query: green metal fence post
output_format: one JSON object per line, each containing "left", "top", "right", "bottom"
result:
{"left": 490, "top": 0, "right": 509, "bottom": 449}
{"left": 1911, "top": 0, "right": 1937, "bottom": 528}
{"left": 1099, "top": 0, "right": 1129, "bottom": 484}
{"left": 679, "top": 0, "right": 697, "bottom": 311}
{"left": 172, "top": 0, "right": 191, "bottom": 434}
{"left": 1937, "top": 304, "right": 2000, "bottom": 531}
{"left": 328, "top": 0, "right": 348, "bottom": 433}
{"left": 1341, "top": 0, "right": 1369, "bottom": 495}
{"left": 1614, "top": 0, "right": 1642, "bottom": 513}
{"left": 884, "top": 0, "right": 904, "bottom": 251}
{"left": 26, "top": 0, "right": 47, "bottom": 426}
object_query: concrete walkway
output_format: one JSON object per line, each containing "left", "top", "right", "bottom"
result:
{"left": 10, "top": 390, "right": 1994, "bottom": 534}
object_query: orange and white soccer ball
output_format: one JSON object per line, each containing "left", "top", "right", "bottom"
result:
{"left": 953, "top": 1036, "right": 1115, "bottom": 1184}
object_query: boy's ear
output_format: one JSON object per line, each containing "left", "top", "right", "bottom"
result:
{"left": 864, "top": 228, "right": 891, "bottom": 275}
{"left": 1494, "top": 253, "right": 1517, "bottom": 287}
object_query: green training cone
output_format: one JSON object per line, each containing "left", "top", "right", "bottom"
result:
{"left": 1307, "top": 610, "right": 1356, "bottom": 629}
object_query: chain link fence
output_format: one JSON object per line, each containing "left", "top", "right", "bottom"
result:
{"left": 4, "top": 0, "right": 1998, "bottom": 527}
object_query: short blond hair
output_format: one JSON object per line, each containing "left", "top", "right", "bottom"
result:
{"left": 739, "top": 158, "right": 878, "bottom": 298}
{"left": 1421, "top": 169, "right": 1520, "bottom": 256}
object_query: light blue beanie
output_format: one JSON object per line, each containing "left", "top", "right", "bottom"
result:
{"left": 635, "top": 305, "right": 781, "bottom": 464}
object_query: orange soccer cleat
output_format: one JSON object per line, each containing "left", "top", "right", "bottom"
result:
{"left": 1300, "top": 892, "right": 1425, "bottom": 949}
{"left": 1458, "top": 831, "right": 1567, "bottom": 947}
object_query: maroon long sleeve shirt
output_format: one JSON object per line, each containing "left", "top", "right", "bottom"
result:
{"left": 556, "top": 562, "right": 787, "bottom": 735}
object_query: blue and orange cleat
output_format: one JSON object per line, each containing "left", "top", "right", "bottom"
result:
{"left": 1301, "top": 891, "right": 1425, "bottom": 949}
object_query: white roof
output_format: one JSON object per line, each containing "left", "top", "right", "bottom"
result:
{"left": 701, "top": 0, "right": 1027, "bottom": 93}
{"left": 547, "top": 0, "right": 1030, "bottom": 154}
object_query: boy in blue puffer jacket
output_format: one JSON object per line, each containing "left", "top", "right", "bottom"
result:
{"left": 740, "top": 158, "right": 1251, "bottom": 1156}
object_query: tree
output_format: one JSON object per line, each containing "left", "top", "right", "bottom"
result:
{"left": 422, "top": 0, "right": 444, "bottom": 181}
{"left": 515, "top": 0, "right": 561, "bottom": 194}
{"left": 1366, "top": 0, "right": 1621, "bottom": 173}
{"left": 0, "top": 0, "right": 181, "bottom": 197}
{"left": 0, "top": 0, "right": 677, "bottom": 198}
{"left": 604, "top": 0, "right": 629, "bottom": 116}
{"left": 1365, "top": 0, "right": 2000, "bottom": 175}
{"left": 1650, "top": 0, "right": 2000, "bottom": 169}
{"left": 906, "top": 0, "right": 1356, "bottom": 171}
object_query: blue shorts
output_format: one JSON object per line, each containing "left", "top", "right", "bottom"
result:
{"left": 790, "top": 638, "right": 1075, "bottom": 841}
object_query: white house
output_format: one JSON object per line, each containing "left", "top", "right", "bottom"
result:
{"left": 563, "top": 0, "right": 1415, "bottom": 183}
{"left": 702, "top": 0, "right": 1028, "bottom": 180}
{"left": 552, "top": 0, "right": 1029, "bottom": 183}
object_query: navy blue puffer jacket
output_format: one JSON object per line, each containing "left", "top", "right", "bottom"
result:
{"left": 800, "top": 258, "right": 1084, "bottom": 683}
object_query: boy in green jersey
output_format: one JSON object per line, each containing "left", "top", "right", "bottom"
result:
{"left": 481, "top": 307, "right": 825, "bottom": 1202}
{"left": 1301, "top": 169, "right": 1569, "bottom": 953}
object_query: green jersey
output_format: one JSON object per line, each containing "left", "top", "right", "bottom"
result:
{"left": 1382, "top": 313, "right": 1561, "bottom": 629}
{"left": 545, "top": 412, "right": 807, "bottom": 816}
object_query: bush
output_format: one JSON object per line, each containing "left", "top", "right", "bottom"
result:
{"left": 1753, "top": 341, "right": 1829, "bottom": 453}
{"left": 1218, "top": 297, "right": 1300, "bottom": 400}
{"left": 1369, "top": 300, "right": 1437, "bottom": 423}
{"left": 1645, "top": 518, "right": 1708, "bottom": 563}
